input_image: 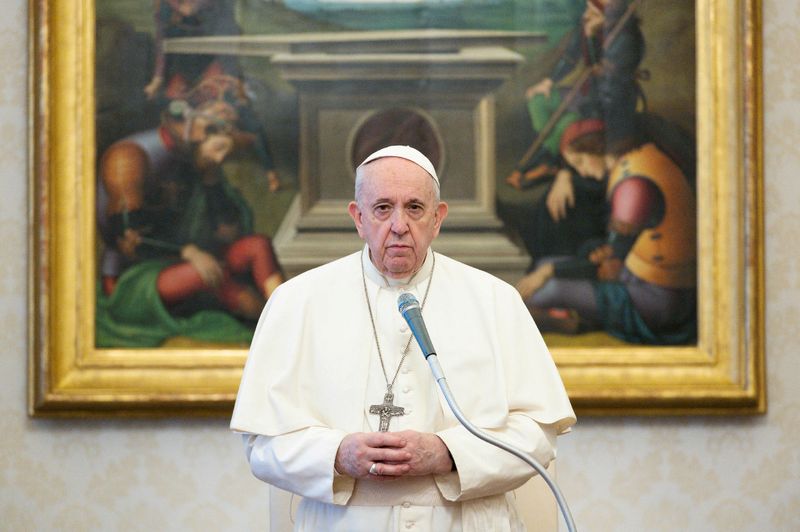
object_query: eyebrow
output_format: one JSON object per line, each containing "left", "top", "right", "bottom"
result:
{"left": 371, "top": 197, "right": 426, "bottom": 207}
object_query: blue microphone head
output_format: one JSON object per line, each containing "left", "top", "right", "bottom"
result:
{"left": 397, "top": 292, "right": 420, "bottom": 315}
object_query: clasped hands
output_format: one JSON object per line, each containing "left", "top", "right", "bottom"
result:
{"left": 335, "top": 430, "right": 453, "bottom": 481}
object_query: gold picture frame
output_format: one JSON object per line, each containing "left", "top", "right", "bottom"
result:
{"left": 29, "top": 0, "right": 764, "bottom": 416}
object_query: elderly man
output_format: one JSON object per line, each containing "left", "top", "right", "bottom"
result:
{"left": 231, "top": 145, "right": 575, "bottom": 531}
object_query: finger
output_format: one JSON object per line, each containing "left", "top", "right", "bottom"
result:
{"left": 364, "top": 432, "right": 407, "bottom": 449}
{"left": 370, "top": 462, "right": 411, "bottom": 477}
{"left": 560, "top": 197, "right": 570, "bottom": 218}
{"left": 554, "top": 201, "right": 565, "bottom": 221}
{"left": 369, "top": 448, "right": 412, "bottom": 463}
{"left": 547, "top": 199, "right": 558, "bottom": 220}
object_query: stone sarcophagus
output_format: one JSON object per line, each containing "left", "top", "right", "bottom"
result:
{"left": 166, "top": 30, "right": 543, "bottom": 281}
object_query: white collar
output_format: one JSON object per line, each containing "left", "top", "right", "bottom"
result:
{"left": 361, "top": 244, "right": 434, "bottom": 289}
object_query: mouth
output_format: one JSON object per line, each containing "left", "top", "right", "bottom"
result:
{"left": 386, "top": 244, "right": 412, "bottom": 253}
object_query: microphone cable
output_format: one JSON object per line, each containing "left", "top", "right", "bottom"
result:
{"left": 398, "top": 292, "right": 577, "bottom": 532}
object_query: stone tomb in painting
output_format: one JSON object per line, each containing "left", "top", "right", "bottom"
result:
{"left": 166, "top": 30, "right": 543, "bottom": 281}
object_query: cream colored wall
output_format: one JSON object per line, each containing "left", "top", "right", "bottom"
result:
{"left": 3, "top": 1, "right": 798, "bottom": 530}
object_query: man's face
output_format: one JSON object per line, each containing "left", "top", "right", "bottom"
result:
{"left": 195, "top": 133, "right": 233, "bottom": 171}
{"left": 563, "top": 147, "right": 607, "bottom": 181}
{"left": 348, "top": 157, "right": 448, "bottom": 279}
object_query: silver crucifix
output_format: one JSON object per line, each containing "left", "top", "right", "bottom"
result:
{"left": 369, "top": 391, "right": 405, "bottom": 432}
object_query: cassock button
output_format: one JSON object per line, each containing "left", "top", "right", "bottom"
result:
{"left": 402, "top": 386, "right": 411, "bottom": 393}
{"left": 400, "top": 325, "right": 408, "bottom": 333}
{"left": 402, "top": 502, "right": 411, "bottom": 508}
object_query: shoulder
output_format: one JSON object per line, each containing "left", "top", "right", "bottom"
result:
{"left": 611, "top": 143, "right": 682, "bottom": 185}
{"left": 102, "top": 139, "right": 149, "bottom": 165}
{"left": 100, "top": 129, "right": 166, "bottom": 170}
{"left": 100, "top": 140, "right": 150, "bottom": 189}
{"left": 271, "top": 251, "right": 361, "bottom": 300}
{"left": 254, "top": 251, "right": 362, "bottom": 329}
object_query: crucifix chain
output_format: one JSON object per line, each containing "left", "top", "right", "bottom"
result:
{"left": 361, "top": 249, "right": 435, "bottom": 431}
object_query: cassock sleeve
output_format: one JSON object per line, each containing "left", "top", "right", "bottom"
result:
{"left": 431, "top": 276, "right": 574, "bottom": 501}
{"left": 232, "top": 264, "right": 371, "bottom": 505}
{"left": 231, "top": 264, "right": 369, "bottom": 438}
{"left": 434, "top": 413, "right": 557, "bottom": 501}
{"left": 243, "top": 428, "right": 355, "bottom": 505}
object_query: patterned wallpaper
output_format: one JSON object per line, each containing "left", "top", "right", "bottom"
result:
{"left": 2, "top": 1, "right": 798, "bottom": 530}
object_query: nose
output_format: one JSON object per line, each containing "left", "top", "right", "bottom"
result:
{"left": 390, "top": 209, "right": 409, "bottom": 234}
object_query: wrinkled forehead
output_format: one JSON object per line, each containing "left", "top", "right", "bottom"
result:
{"left": 356, "top": 159, "right": 441, "bottom": 211}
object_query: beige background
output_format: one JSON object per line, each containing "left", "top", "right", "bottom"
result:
{"left": 3, "top": 1, "right": 799, "bottom": 530}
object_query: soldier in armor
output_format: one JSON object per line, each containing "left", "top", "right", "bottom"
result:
{"left": 95, "top": 97, "right": 283, "bottom": 347}
{"left": 501, "top": 0, "right": 645, "bottom": 280}
{"left": 144, "top": 0, "right": 282, "bottom": 192}
{"left": 507, "top": 0, "right": 645, "bottom": 190}
{"left": 516, "top": 119, "right": 697, "bottom": 345}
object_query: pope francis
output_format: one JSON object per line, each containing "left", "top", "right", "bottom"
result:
{"left": 231, "top": 145, "right": 576, "bottom": 531}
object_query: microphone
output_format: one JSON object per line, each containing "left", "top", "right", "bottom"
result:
{"left": 397, "top": 292, "right": 436, "bottom": 358}
{"left": 395, "top": 292, "right": 577, "bottom": 532}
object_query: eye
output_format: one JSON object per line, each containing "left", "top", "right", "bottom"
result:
{"left": 407, "top": 203, "right": 424, "bottom": 215}
{"left": 373, "top": 204, "right": 392, "bottom": 218}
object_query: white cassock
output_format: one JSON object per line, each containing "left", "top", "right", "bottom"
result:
{"left": 231, "top": 246, "right": 576, "bottom": 532}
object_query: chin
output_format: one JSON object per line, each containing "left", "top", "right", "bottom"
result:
{"left": 384, "top": 262, "right": 415, "bottom": 277}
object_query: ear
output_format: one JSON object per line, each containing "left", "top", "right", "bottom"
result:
{"left": 432, "top": 201, "right": 448, "bottom": 236}
{"left": 348, "top": 201, "right": 365, "bottom": 238}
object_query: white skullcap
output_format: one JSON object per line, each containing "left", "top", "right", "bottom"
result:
{"left": 358, "top": 145, "right": 439, "bottom": 187}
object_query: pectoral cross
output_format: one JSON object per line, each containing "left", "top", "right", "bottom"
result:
{"left": 369, "top": 391, "right": 405, "bottom": 432}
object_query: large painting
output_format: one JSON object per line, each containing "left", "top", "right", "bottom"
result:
{"left": 29, "top": 0, "right": 764, "bottom": 415}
